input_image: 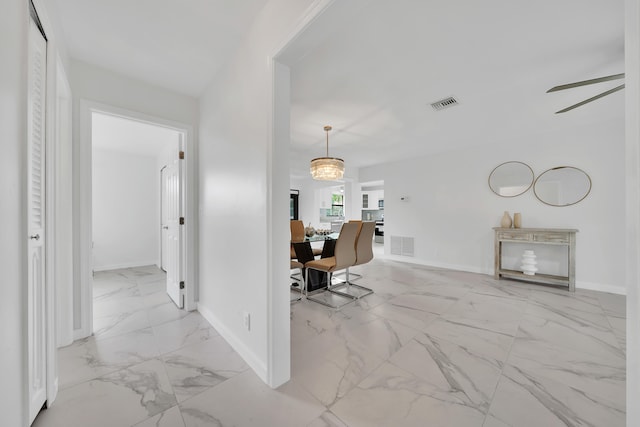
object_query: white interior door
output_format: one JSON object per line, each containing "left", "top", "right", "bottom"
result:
{"left": 160, "top": 166, "right": 168, "bottom": 271}
{"left": 27, "top": 17, "right": 48, "bottom": 425}
{"left": 165, "top": 157, "right": 183, "bottom": 307}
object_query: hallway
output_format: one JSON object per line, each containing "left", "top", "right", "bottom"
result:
{"left": 34, "top": 266, "right": 248, "bottom": 426}
{"left": 34, "top": 260, "right": 626, "bottom": 426}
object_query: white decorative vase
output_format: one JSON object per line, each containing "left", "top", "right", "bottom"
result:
{"left": 521, "top": 250, "right": 538, "bottom": 276}
{"left": 500, "top": 211, "right": 512, "bottom": 228}
{"left": 513, "top": 212, "right": 522, "bottom": 229}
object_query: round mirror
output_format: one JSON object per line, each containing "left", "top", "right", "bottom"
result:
{"left": 488, "top": 161, "right": 534, "bottom": 197}
{"left": 534, "top": 166, "right": 592, "bottom": 207}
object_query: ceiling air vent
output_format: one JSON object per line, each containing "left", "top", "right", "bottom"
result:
{"left": 430, "top": 96, "right": 459, "bottom": 111}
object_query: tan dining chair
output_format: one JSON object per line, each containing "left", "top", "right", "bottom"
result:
{"left": 304, "top": 221, "right": 360, "bottom": 309}
{"left": 334, "top": 219, "right": 364, "bottom": 281}
{"left": 332, "top": 221, "right": 375, "bottom": 299}
{"left": 290, "top": 220, "right": 321, "bottom": 259}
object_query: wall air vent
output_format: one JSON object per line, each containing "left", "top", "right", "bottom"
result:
{"left": 430, "top": 96, "right": 459, "bottom": 111}
{"left": 390, "top": 236, "right": 414, "bottom": 257}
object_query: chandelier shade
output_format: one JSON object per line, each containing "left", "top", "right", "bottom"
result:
{"left": 310, "top": 156, "right": 344, "bottom": 180}
{"left": 310, "top": 125, "right": 344, "bottom": 180}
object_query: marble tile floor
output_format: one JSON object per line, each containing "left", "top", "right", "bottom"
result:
{"left": 33, "top": 261, "right": 626, "bottom": 426}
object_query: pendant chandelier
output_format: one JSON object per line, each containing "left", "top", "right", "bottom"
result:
{"left": 310, "top": 125, "right": 344, "bottom": 180}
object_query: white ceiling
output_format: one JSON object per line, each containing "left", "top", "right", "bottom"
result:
{"left": 48, "top": 0, "right": 625, "bottom": 178}
{"left": 50, "top": 0, "right": 269, "bottom": 97}
{"left": 283, "top": 0, "right": 625, "bottom": 177}
{"left": 92, "top": 112, "right": 180, "bottom": 157}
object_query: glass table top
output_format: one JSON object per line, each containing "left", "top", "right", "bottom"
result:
{"left": 296, "top": 232, "right": 339, "bottom": 243}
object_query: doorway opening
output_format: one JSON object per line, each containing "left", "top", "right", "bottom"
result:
{"left": 91, "top": 112, "right": 185, "bottom": 337}
{"left": 360, "top": 180, "right": 384, "bottom": 257}
{"left": 75, "top": 100, "right": 197, "bottom": 341}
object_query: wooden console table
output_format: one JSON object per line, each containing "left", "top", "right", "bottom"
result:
{"left": 493, "top": 227, "right": 578, "bottom": 292}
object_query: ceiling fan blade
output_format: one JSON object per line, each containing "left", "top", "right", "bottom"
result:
{"left": 555, "top": 84, "right": 625, "bottom": 114}
{"left": 547, "top": 73, "right": 625, "bottom": 93}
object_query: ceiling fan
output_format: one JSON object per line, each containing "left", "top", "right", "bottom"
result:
{"left": 547, "top": 73, "right": 625, "bottom": 114}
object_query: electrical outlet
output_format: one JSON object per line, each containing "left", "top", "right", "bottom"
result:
{"left": 243, "top": 311, "right": 250, "bottom": 331}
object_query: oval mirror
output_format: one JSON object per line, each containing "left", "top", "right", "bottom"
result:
{"left": 488, "top": 161, "right": 534, "bottom": 197}
{"left": 534, "top": 166, "right": 592, "bottom": 207}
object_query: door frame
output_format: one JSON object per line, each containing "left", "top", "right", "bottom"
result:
{"left": 53, "top": 56, "right": 73, "bottom": 349}
{"left": 75, "top": 100, "right": 197, "bottom": 339}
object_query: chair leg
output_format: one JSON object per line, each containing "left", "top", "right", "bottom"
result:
{"left": 329, "top": 267, "right": 374, "bottom": 299}
{"left": 290, "top": 267, "right": 303, "bottom": 302}
{"left": 306, "top": 267, "right": 356, "bottom": 309}
{"left": 290, "top": 271, "right": 302, "bottom": 291}
{"left": 332, "top": 270, "right": 362, "bottom": 281}
{"left": 305, "top": 267, "right": 309, "bottom": 299}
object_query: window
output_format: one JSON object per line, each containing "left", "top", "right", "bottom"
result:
{"left": 331, "top": 193, "right": 344, "bottom": 217}
{"left": 290, "top": 190, "right": 299, "bottom": 220}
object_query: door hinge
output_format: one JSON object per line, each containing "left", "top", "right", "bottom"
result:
{"left": 179, "top": 281, "right": 185, "bottom": 290}
{"left": 179, "top": 151, "right": 185, "bottom": 159}
{"left": 179, "top": 217, "right": 185, "bottom": 225}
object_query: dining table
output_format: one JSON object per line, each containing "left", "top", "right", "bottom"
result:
{"left": 292, "top": 232, "right": 339, "bottom": 292}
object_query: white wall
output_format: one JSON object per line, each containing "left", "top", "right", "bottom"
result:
{"left": 360, "top": 118, "right": 626, "bottom": 294}
{"left": 625, "top": 0, "right": 640, "bottom": 424}
{"left": 92, "top": 148, "right": 160, "bottom": 270}
{"left": 0, "top": 1, "right": 28, "bottom": 424}
{"left": 291, "top": 177, "right": 320, "bottom": 226}
{"left": 197, "top": 0, "right": 318, "bottom": 387}
{"left": 70, "top": 60, "right": 198, "bottom": 125}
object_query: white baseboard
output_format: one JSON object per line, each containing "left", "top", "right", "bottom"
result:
{"left": 197, "top": 303, "right": 268, "bottom": 384}
{"left": 383, "top": 255, "right": 626, "bottom": 295}
{"left": 73, "top": 326, "right": 91, "bottom": 341}
{"left": 384, "top": 255, "right": 489, "bottom": 275}
{"left": 93, "top": 260, "right": 159, "bottom": 272}
{"left": 576, "top": 281, "right": 626, "bottom": 295}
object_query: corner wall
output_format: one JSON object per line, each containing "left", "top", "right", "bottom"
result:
{"left": 197, "top": 0, "right": 318, "bottom": 386}
{"left": 360, "top": 118, "right": 626, "bottom": 294}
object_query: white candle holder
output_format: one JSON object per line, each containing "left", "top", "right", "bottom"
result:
{"left": 521, "top": 250, "right": 538, "bottom": 276}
